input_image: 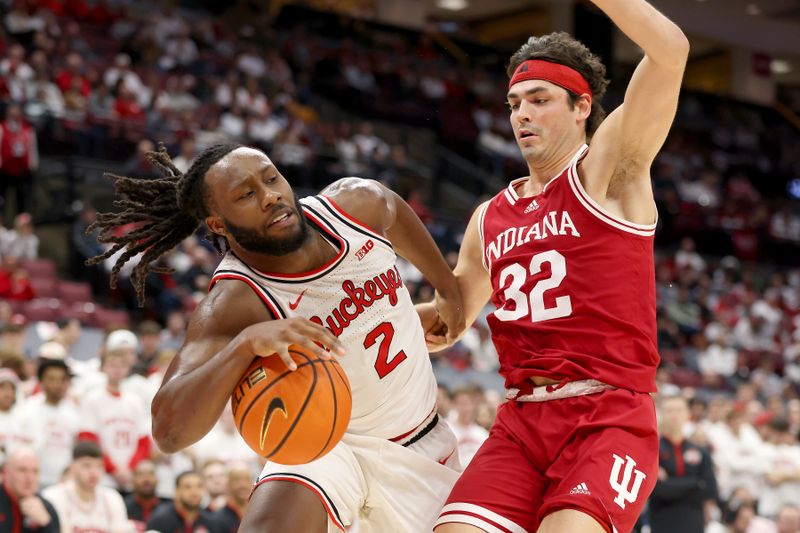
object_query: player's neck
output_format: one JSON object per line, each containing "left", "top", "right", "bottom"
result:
{"left": 521, "top": 141, "right": 584, "bottom": 197}
{"left": 233, "top": 228, "right": 336, "bottom": 275}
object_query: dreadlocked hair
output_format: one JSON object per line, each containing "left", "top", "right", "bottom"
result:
{"left": 86, "top": 142, "right": 242, "bottom": 306}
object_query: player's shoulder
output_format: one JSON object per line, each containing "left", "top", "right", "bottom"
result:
{"left": 466, "top": 199, "right": 493, "bottom": 228}
{"left": 188, "top": 276, "right": 273, "bottom": 337}
{"left": 318, "top": 177, "right": 390, "bottom": 233}
{"left": 320, "top": 177, "right": 388, "bottom": 209}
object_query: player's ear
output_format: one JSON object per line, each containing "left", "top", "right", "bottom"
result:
{"left": 206, "top": 215, "right": 228, "bottom": 238}
{"left": 576, "top": 94, "right": 592, "bottom": 122}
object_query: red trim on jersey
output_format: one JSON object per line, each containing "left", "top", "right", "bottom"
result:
{"left": 209, "top": 273, "right": 282, "bottom": 319}
{"left": 253, "top": 476, "right": 345, "bottom": 531}
{"left": 389, "top": 406, "right": 436, "bottom": 443}
{"left": 567, "top": 164, "right": 656, "bottom": 236}
{"left": 319, "top": 195, "right": 386, "bottom": 242}
{"left": 438, "top": 448, "right": 456, "bottom": 466}
{"left": 243, "top": 209, "right": 347, "bottom": 279}
{"left": 438, "top": 509, "right": 516, "bottom": 533}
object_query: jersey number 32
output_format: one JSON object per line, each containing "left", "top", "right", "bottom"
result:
{"left": 495, "top": 250, "right": 572, "bottom": 323}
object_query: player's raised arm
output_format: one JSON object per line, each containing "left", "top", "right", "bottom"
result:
{"left": 151, "top": 281, "right": 343, "bottom": 452}
{"left": 321, "top": 178, "right": 464, "bottom": 343}
{"left": 582, "top": 0, "right": 689, "bottom": 206}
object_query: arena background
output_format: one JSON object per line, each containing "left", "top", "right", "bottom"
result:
{"left": 0, "top": 0, "right": 799, "bottom": 531}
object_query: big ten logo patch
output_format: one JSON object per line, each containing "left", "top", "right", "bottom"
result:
{"left": 231, "top": 366, "right": 267, "bottom": 412}
{"left": 355, "top": 239, "right": 375, "bottom": 261}
{"left": 609, "top": 454, "right": 646, "bottom": 509}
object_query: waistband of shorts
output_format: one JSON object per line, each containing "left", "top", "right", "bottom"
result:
{"left": 389, "top": 407, "right": 438, "bottom": 447}
{"left": 506, "top": 379, "right": 615, "bottom": 402}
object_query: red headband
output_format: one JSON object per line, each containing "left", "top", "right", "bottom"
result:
{"left": 508, "top": 59, "right": 592, "bottom": 98}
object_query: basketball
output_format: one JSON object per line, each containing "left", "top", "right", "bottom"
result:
{"left": 230, "top": 345, "right": 352, "bottom": 465}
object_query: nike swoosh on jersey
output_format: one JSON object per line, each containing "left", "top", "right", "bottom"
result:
{"left": 289, "top": 289, "right": 308, "bottom": 310}
{"left": 259, "top": 397, "right": 288, "bottom": 451}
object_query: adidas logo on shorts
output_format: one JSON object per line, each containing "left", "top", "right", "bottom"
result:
{"left": 569, "top": 482, "right": 591, "bottom": 495}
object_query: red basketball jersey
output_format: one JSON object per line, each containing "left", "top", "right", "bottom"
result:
{"left": 479, "top": 144, "right": 659, "bottom": 393}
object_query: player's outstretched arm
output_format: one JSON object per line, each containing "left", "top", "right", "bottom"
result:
{"left": 151, "top": 281, "right": 343, "bottom": 453}
{"left": 427, "top": 202, "right": 493, "bottom": 351}
{"left": 581, "top": 0, "right": 689, "bottom": 218}
{"left": 322, "top": 178, "right": 464, "bottom": 343}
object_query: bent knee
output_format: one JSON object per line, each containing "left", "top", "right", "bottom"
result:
{"left": 240, "top": 479, "right": 330, "bottom": 533}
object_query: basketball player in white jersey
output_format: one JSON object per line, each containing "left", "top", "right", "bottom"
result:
{"left": 88, "top": 142, "right": 465, "bottom": 532}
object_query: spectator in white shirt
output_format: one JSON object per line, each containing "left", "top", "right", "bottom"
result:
{"left": 0, "top": 368, "right": 24, "bottom": 457}
{"left": 759, "top": 418, "right": 800, "bottom": 519}
{"left": 201, "top": 459, "right": 227, "bottom": 512}
{"left": 42, "top": 441, "right": 129, "bottom": 533}
{"left": 103, "top": 53, "right": 145, "bottom": 95}
{"left": 447, "top": 386, "right": 489, "bottom": 467}
{"left": 192, "top": 405, "right": 260, "bottom": 471}
{"left": 675, "top": 237, "right": 706, "bottom": 275}
{"left": 16, "top": 358, "right": 79, "bottom": 488}
{"left": 78, "top": 347, "right": 151, "bottom": 491}
{"left": 1, "top": 212, "right": 39, "bottom": 260}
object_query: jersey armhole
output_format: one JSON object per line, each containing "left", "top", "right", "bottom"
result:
{"left": 318, "top": 195, "right": 388, "bottom": 240}
{"left": 209, "top": 273, "right": 285, "bottom": 320}
{"left": 567, "top": 163, "right": 658, "bottom": 237}
{"left": 477, "top": 203, "right": 490, "bottom": 272}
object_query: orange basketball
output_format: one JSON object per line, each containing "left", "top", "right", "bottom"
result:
{"left": 231, "top": 345, "right": 351, "bottom": 465}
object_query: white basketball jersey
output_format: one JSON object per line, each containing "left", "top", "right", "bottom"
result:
{"left": 211, "top": 195, "right": 437, "bottom": 439}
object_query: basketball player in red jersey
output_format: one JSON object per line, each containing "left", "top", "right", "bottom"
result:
{"left": 87, "top": 143, "right": 464, "bottom": 532}
{"left": 426, "top": 1, "right": 689, "bottom": 532}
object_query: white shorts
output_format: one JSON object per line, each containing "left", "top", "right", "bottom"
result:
{"left": 256, "top": 411, "right": 461, "bottom": 532}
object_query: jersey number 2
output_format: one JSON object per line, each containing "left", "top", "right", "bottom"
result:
{"left": 495, "top": 250, "right": 572, "bottom": 323}
{"left": 364, "top": 322, "right": 408, "bottom": 379}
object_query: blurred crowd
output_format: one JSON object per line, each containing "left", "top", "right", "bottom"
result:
{"left": 0, "top": 0, "right": 799, "bottom": 532}
{"left": 0, "top": 318, "right": 258, "bottom": 532}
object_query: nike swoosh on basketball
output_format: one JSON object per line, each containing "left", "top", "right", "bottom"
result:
{"left": 289, "top": 289, "right": 307, "bottom": 310}
{"left": 259, "top": 397, "right": 288, "bottom": 451}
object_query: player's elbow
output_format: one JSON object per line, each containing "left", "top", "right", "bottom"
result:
{"left": 672, "top": 32, "right": 690, "bottom": 63}
{"left": 151, "top": 395, "right": 184, "bottom": 453}
{"left": 152, "top": 428, "right": 181, "bottom": 454}
{"left": 660, "top": 30, "right": 690, "bottom": 69}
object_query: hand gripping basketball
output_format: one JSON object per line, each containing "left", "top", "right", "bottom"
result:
{"left": 231, "top": 343, "right": 352, "bottom": 464}
{"left": 244, "top": 317, "right": 345, "bottom": 371}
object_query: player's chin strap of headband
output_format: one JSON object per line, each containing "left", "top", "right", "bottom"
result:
{"left": 508, "top": 59, "right": 593, "bottom": 103}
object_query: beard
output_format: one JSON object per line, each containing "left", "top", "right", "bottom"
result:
{"left": 223, "top": 195, "right": 309, "bottom": 256}
{"left": 178, "top": 498, "right": 202, "bottom": 513}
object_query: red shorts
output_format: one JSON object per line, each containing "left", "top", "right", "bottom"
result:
{"left": 436, "top": 388, "right": 658, "bottom": 533}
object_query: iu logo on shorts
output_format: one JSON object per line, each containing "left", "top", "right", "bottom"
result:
{"left": 609, "top": 454, "right": 646, "bottom": 509}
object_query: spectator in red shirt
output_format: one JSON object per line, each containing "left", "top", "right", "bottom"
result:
{"left": 0, "top": 104, "right": 38, "bottom": 220}
{"left": 55, "top": 52, "right": 91, "bottom": 97}
{"left": 114, "top": 85, "right": 146, "bottom": 122}
{"left": 0, "top": 256, "right": 35, "bottom": 301}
